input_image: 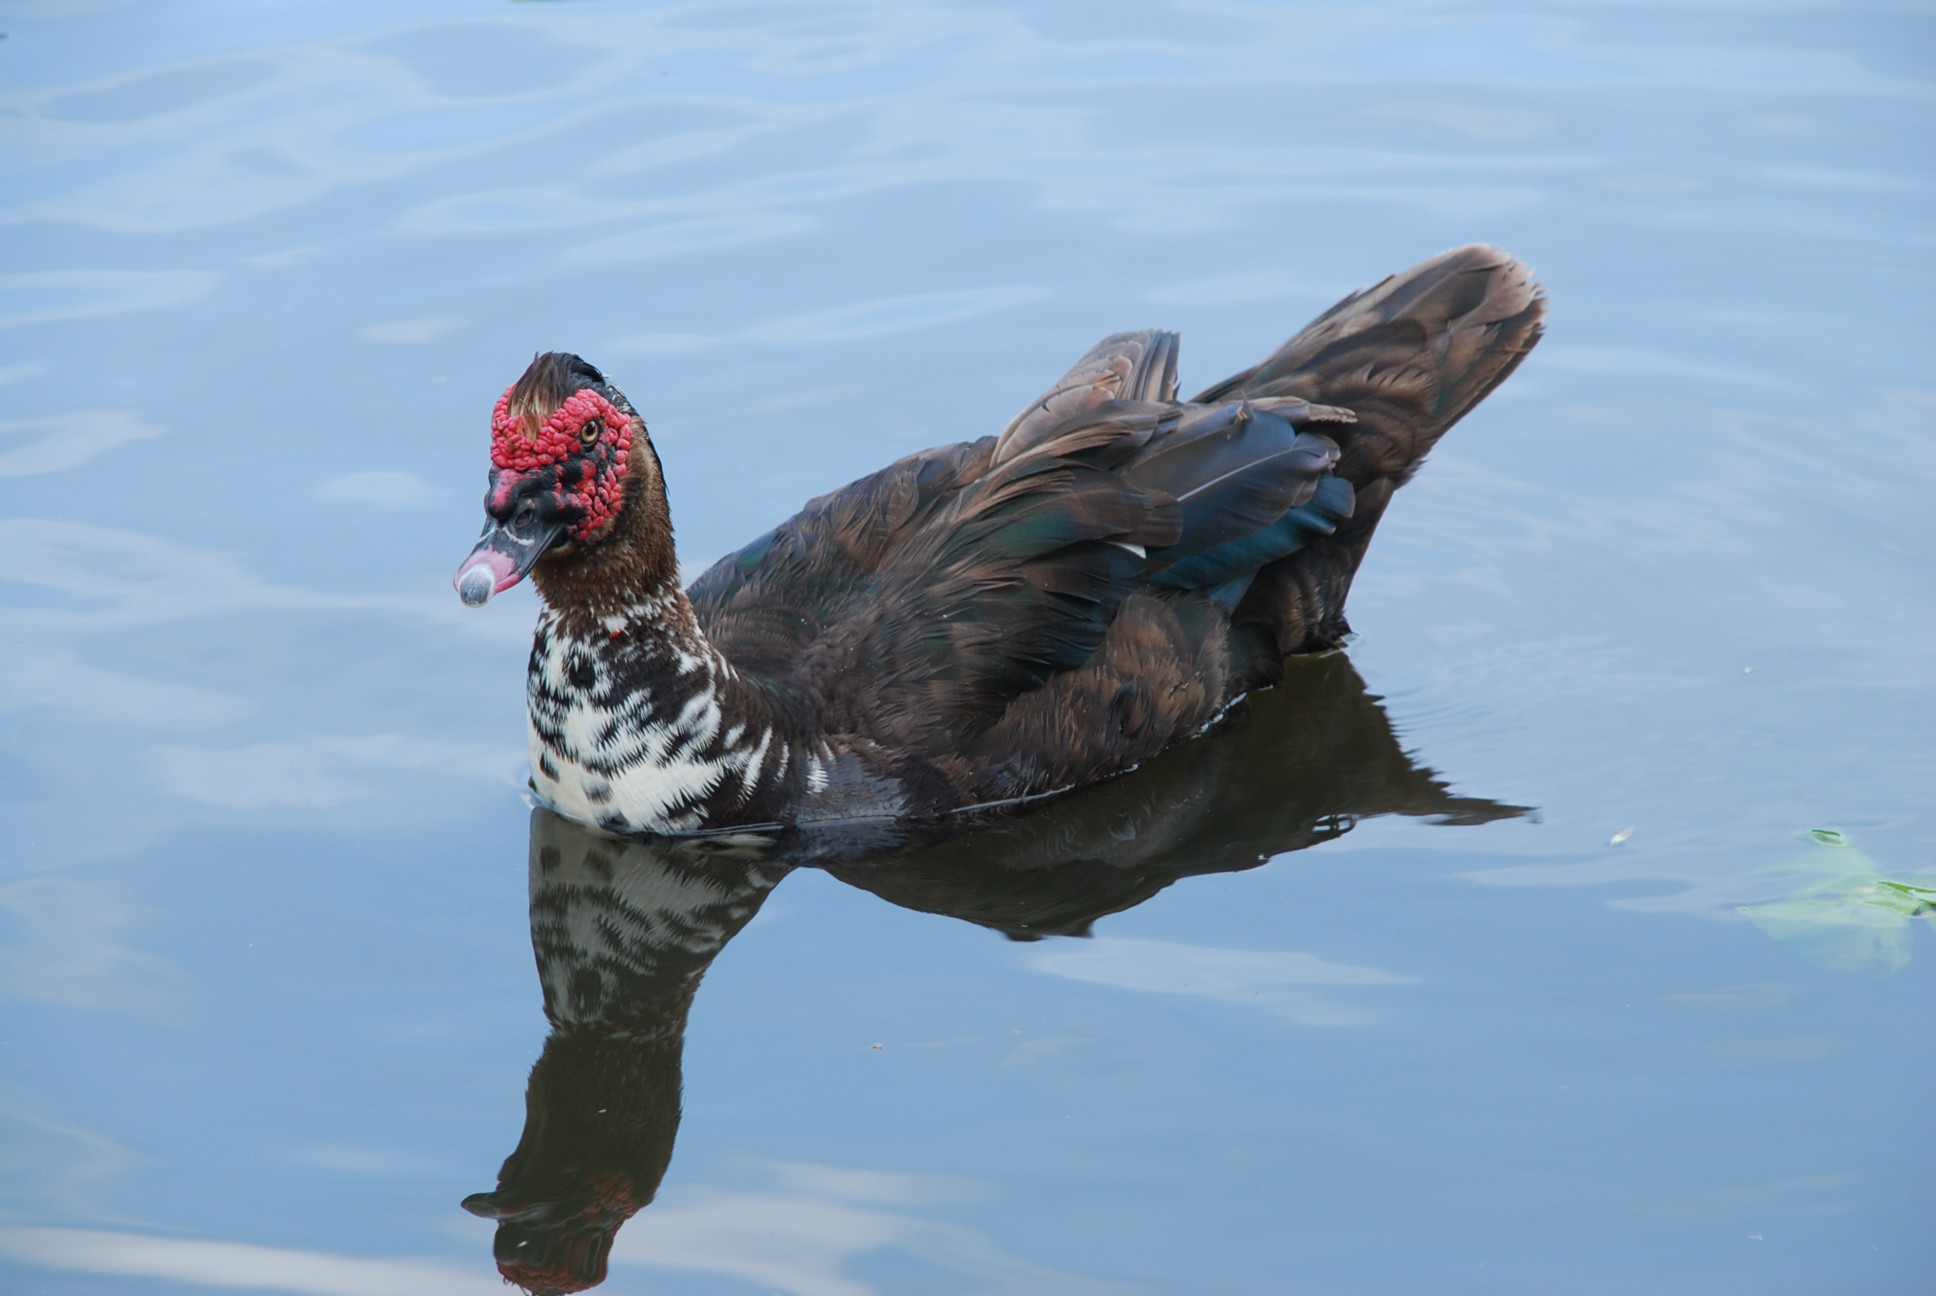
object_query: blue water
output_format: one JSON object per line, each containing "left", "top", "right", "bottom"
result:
{"left": 3, "top": 2, "right": 1932, "bottom": 1293}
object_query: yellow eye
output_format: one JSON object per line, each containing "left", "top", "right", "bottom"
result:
{"left": 579, "top": 418, "right": 603, "bottom": 446}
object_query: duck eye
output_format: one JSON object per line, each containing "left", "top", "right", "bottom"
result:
{"left": 579, "top": 418, "right": 603, "bottom": 446}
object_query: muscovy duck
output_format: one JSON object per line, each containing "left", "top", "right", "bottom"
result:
{"left": 455, "top": 245, "right": 1544, "bottom": 836}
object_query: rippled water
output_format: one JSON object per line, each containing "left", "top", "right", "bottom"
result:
{"left": 3, "top": 2, "right": 1932, "bottom": 1293}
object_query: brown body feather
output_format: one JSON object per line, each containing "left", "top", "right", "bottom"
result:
{"left": 689, "top": 245, "right": 1543, "bottom": 810}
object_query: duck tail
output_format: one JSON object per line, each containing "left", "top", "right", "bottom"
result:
{"left": 1197, "top": 245, "right": 1546, "bottom": 657}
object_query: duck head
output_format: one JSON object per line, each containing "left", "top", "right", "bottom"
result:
{"left": 454, "top": 352, "right": 672, "bottom": 608}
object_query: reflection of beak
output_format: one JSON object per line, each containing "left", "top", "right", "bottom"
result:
{"left": 461, "top": 1185, "right": 634, "bottom": 1295}
{"left": 459, "top": 1190, "right": 515, "bottom": 1219}
{"left": 454, "top": 513, "right": 566, "bottom": 606}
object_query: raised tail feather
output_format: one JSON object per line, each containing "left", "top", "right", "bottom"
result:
{"left": 1199, "top": 244, "right": 1546, "bottom": 655}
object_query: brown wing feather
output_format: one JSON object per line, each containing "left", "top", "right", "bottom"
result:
{"left": 995, "top": 330, "right": 1179, "bottom": 464}
{"left": 800, "top": 406, "right": 1175, "bottom": 753}
{"left": 690, "top": 250, "right": 1543, "bottom": 807}
{"left": 687, "top": 439, "right": 994, "bottom": 681}
{"left": 1197, "top": 245, "right": 1547, "bottom": 652}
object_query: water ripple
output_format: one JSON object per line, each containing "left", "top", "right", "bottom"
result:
{"left": 0, "top": 412, "right": 162, "bottom": 477}
{"left": 0, "top": 270, "right": 218, "bottom": 327}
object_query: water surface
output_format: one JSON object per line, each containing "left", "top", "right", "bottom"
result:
{"left": 2, "top": 2, "right": 1932, "bottom": 1293}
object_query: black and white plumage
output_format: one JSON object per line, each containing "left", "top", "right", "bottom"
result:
{"left": 462, "top": 812, "right": 790, "bottom": 1292}
{"left": 455, "top": 245, "right": 1545, "bottom": 836}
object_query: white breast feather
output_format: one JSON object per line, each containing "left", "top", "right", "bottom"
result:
{"left": 528, "top": 620, "right": 780, "bottom": 832}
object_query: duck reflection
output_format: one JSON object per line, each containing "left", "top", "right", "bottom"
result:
{"left": 460, "top": 827, "right": 790, "bottom": 1293}
{"left": 465, "top": 654, "right": 1521, "bottom": 1292}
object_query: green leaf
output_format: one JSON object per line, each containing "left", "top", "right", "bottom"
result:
{"left": 1874, "top": 880, "right": 1936, "bottom": 915}
{"left": 1738, "top": 829, "right": 1936, "bottom": 973}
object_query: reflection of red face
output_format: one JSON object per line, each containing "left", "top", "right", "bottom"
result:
{"left": 473, "top": 1171, "right": 639, "bottom": 1295}
{"left": 488, "top": 385, "right": 634, "bottom": 542}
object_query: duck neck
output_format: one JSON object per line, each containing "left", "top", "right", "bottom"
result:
{"left": 530, "top": 438, "right": 681, "bottom": 629}
{"left": 526, "top": 581, "right": 790, "bottom": 831}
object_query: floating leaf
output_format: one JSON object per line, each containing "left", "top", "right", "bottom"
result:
{"left": 1874, "top": 880, "right": 1936, "bottom": 915}
{"left": 1738, "top": 829, "right": 1936, "bottom": 973}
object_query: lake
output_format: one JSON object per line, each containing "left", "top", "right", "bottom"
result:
{"left": 2, "top": 2, "right": 1932, "bottom": 1293}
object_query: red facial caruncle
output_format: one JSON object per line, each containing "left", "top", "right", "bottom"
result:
{"left": 489, "top": 385, "right": 634, "bottom": 541}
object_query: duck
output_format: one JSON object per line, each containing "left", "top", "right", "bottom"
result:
{"left": 454, "top": 244, "right": 1544, "bottom": 837}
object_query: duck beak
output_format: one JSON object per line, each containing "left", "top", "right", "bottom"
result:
{"left": 454, "top": 514, "right": 565, "bottom": 606}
